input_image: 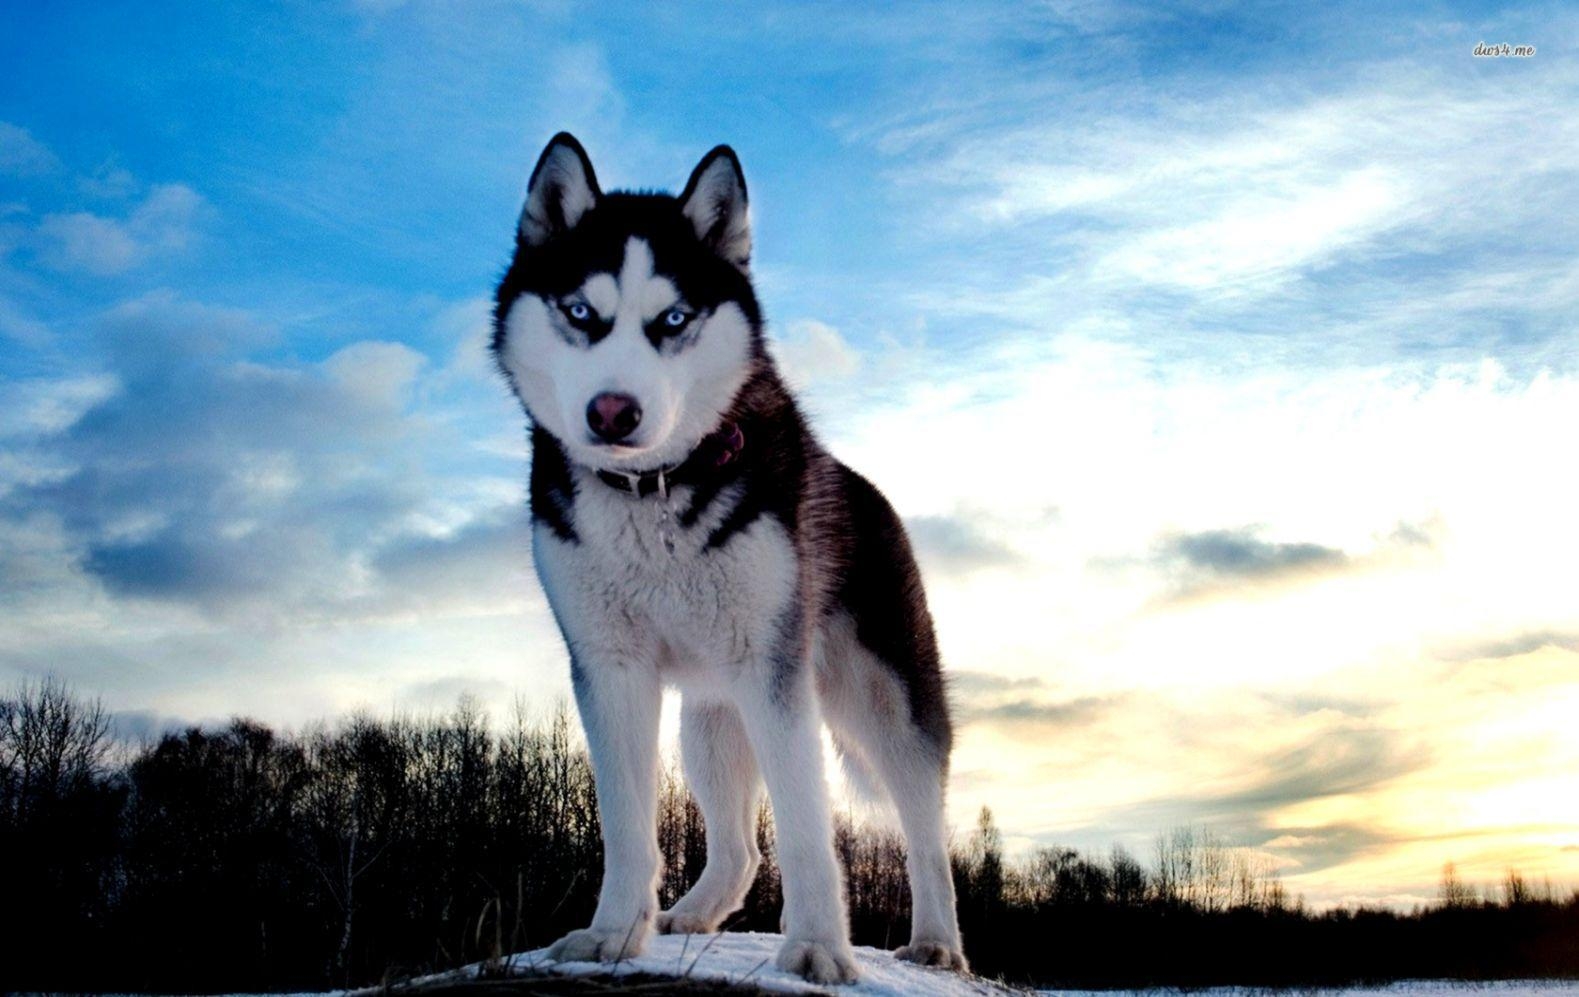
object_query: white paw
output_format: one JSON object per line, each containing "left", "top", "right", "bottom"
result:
{"left": 776, "top": 938, "right": 859, "bottom": 984}
{"left": 655, "top": 909, "right": 723, "bottom": 935}
{"left": 895, "top": 939, "right": 969, "bottom": 972}
{"left": 545, "top": 924, "right": 648, "bottom": 963}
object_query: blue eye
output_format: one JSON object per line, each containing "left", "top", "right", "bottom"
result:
{"left": 663, "top": 309, "right": 690, "bottom": 328}
{"left": 567, "top": 302, "right": 592, "bottom": 322}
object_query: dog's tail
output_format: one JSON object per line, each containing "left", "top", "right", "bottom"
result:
{"left": 830, "top": 732, "right": 885, "bottom": 802}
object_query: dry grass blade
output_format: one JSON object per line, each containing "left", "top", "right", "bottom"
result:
{"left": 734, "top": 956, "right": 771, "bottom": 987}
{"left": 680, "top": 930, "right": 727, "bottom": 979}
{"left": 675, "top": 931, "right": 691, "bottom": 975}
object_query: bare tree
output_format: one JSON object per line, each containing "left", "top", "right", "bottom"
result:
{"left": 1109, "top": 844, "right": 1148, "bottom": 907}
{"left": 1503, "top": 869, "right": 1531, "bottom": 908}
{"left": 0, "top": 676, "right": 112, "bottom": 822}
{"left": 1439, "top": 861, "right": 1476, "bottom": 909}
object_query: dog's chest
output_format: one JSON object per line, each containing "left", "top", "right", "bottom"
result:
{"left": 537, "top": 478, "right": 798, "bottom": 666}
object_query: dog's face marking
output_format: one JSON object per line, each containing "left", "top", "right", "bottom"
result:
{"left": 494, "top": 135, "right": 762, "bottom": 473}
{"left": 550, "top": 243, "right": 693, "bottom": 351}
{"left": 500, "top": 236, "right": 754, "bottom": 470}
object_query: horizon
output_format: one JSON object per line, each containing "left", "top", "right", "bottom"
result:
{"left": 23, "top": 675, "right": 1574, "bottom": 915}
{"left": 2, "top": 2, "right": 1576, "bottom": 912}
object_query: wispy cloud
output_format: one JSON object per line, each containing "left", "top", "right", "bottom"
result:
{"left": 34, "top": 184, "right": 207, "bottom": 275}
{"left": 907, "top": 513, "right": 1023, "bottom": 576}
{"left": 1445, "top": 630, "right": 1579, "bottom": 663}
{"left": 0, "top": 122, "right": 61, "bottom": 176}
{"left": 1148, "top": 527, "right": 1354, "bottom": 601}
{"left": 959, "top": 694, "right": 1125, "bottom": 729}
{"left": 1159, "top": 528, "right": 1348, "bottom": 580}
{"left": 842, "top": 21, "right": 1579, "bottom": 376}
{"left": 1093, "top": 718, "right": 1431, "bottom": 852}
{"left": 0, "top": 291, "right": 525, "bottom": 625}
{"left": 0, "top": 374, "right": 119, "bottom": 440}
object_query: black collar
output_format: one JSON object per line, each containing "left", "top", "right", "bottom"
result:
{"left": 593, "top": 422, "right": 745, "bottom": 498}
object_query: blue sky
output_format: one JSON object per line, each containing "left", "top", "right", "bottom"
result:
{"left": 3, "top": 1, "right": 1578, "bottom": 907}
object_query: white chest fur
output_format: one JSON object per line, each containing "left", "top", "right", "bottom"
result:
{"left": 532, "top": 469, "right": 798, "bottom": 688}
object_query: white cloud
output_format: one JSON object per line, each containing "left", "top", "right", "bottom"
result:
{"left": 125, "top": 183, "right": 204, "bottom": 252}
{"left": 323, "top": 340, "right": 427, "bottom": 410}
{"left": 78, "top": 162, "right": 139, "bottom": 199}
{"left": 771, "top": 319, "right": 862, "bottom": 388}
{"left": 0, "top": 374, "right": 120, "bottom": 439}
{"left": 0, "top": 122, "right": 61, "bottom": 176}
{"left": 1099, "top": 167, "right": 1403, "bottom": 292}
{"left": 36, "top": 211, "right": 141, "bottom": 273}
{"left": 0, "top": 297, "right": 53, "bottom": 348}
{"left": 35, "top": 183, "right": 207, "bottom": 274}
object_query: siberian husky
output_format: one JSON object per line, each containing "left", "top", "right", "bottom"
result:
{"left": 492, "top": 133, "right": 966, "bottom": 984}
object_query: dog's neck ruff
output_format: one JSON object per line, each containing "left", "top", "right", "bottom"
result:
{"left": 593, "top": 421, "right": 745, "bottom": 498}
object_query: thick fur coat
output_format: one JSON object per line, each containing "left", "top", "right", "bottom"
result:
{"left": 492, "top": 134, "right": 965, "bottom": 984}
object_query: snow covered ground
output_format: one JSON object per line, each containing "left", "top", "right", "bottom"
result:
{"left": 423, "top": 930, "right": 1017, "bottom": 994}
{"left": 398, "top": 932, "right": 1579, "bottom": 996}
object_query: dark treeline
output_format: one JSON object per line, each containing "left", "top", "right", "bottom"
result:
{"left": 4, "top": 679, "right": 1578, "bottom": 992}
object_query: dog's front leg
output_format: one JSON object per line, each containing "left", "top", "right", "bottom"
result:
{"left": 547, "top": 652, "right": 663, "bottom": 963}
{"left": 734, "top": 616, "right": 858, "bottom": 985}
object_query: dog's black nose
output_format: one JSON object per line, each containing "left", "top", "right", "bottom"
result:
{"left": 586, "top": 392, "right": 642, "bottom": 442}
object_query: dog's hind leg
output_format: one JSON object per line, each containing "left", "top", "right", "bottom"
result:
{"left": 882, "top": 742, "right": 967, "bottom": 971}
{"left": 657, "top": 699, "right": 762, "bottom": 934}
{"left": 818, "top": 621, "right": 968, "bottom": 972}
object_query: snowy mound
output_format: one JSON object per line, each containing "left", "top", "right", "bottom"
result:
{"left": 447, "top": 931, "right": 1016, "bottom": 995}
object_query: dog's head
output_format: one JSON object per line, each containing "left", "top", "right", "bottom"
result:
{"left": 492, "top": 133, "right": 763, "bottom": 472}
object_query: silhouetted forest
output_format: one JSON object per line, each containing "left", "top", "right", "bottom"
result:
{"left": 4, "top": 679, "right": 1577, "bottom": 992}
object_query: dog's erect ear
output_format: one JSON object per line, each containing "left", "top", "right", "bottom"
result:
{"left": 680, "top": 145, "right": 751, "bottom": 269}
{"left": 519, "top": 132, "right": 601, "bottom": 246}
